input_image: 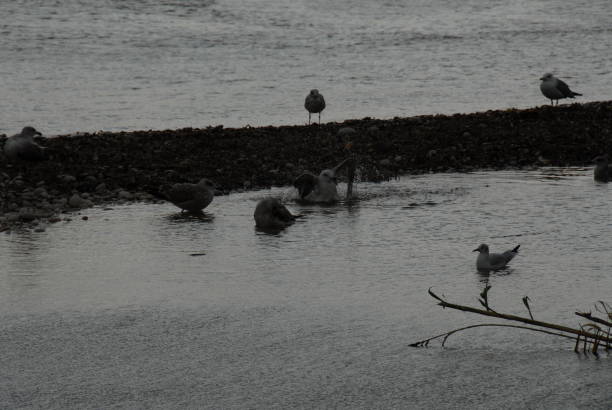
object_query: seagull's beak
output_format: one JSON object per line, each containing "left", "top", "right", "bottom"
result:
{"left": 472, "top": 247, "right": 480, "bottom": 252}
{"left": 35, "top": 131, "right": 42, "bottom": 136}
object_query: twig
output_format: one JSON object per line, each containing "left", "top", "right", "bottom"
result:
{"left": 409, "top": 323, "right": 579, "bottom": 348}
{"left": 427, "top": 288, "right": 612, "bottom": 345}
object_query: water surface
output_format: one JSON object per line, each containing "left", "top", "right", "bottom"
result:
{"left": 1, "top": 0, "right": 611, "bottom": 134}
{"left": 1, "top": 169, "right": 612, "bottom": 408}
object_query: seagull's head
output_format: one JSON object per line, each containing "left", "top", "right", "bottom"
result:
{"left": 21, "top": 126, "right": 42, "bottom": 138}
{"left": 309, "top": 89, "right": 320, "bottom": 96}
{"left": 540, "top": 73, "right": 554, "bottom": 81}
{"left": 197, "top": 178, "right": 216, "bottom": 191}
{"left": 319, "top": 169, "right": 337, "bottom": 184}
{"left": 473, "top": 244, "right": 489, "bottom": 253}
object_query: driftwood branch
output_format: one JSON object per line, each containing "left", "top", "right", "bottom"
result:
{"left": 410, "top": 323, "right": 578, "bottom": 348}
{"left": 411, "top": 288, "right": 612, "bottom": 352}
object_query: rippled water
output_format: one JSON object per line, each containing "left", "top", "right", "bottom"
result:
{"left": 1, "top": 0, "right": 611, "bottom": 135}
{"left": 2, "top": 169, "right": 612, "bottom": 408}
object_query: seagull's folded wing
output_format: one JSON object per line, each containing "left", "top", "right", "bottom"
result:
{"left": 294, "top": 172, "right": 318, "bottom": 199}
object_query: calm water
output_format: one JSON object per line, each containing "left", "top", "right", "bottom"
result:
{"left": 1, "top": 169, "right": 612, "bottom": 409}
{"left": 1, "top": 0, "right": 611, "bottom": 135}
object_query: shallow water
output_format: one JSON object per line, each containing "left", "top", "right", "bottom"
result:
{"left": 1, "top": 0, "right": 611, "bottom": 135}
{"left": 1, "top": 168, "right": 612, "bottom": 409}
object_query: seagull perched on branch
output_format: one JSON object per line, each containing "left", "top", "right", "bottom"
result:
{"left": 473, "top": 243, "right": 520, "bottom": 272}
{"left": 539, "top": 73, "right": 582, "bottom": 105}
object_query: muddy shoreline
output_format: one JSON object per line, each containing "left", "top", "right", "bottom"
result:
{"left": 1, "top": 101, "right": 612, "bottom": 230}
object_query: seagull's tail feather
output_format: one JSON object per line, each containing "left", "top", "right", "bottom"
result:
{"left": 571, "top": 92, "right": 582, "bottom": 97}
{"left": 511, "top": 244, "right": 520, "bottom": 253}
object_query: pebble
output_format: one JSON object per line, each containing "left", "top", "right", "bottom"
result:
{"left": 69, "top": 194, "right": 93, "bottom": 208}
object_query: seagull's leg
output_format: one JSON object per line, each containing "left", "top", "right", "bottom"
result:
{"left": 550, "top": 99, "right": 553, "bottom": 106}
{"left": 308, "top": 112, "right": 311, "bottom": 125}
{"left": 318, "top": 112, "right": 321, "bottom": 125}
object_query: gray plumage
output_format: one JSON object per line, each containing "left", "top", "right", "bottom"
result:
{"left": 293, "top": 157, "right": 351, "bottom": 203}
{"left": 304, "top": 89, "right": 326, "bottom": 125}
{"left": 3, "top": 126, "right": 46, "bottom": 161}
{"left": 473, "top": 243, "right": 520, "bottom": 272}
{"left": 254, "top": 198, "right": 296, "bottom": 230}
{"left": 539, "top": 73, "right": 582, "bottom": 105}
{"left": 163, "top": 178, "right": 215, "bottom": 213}
{"left": 593, "top": 155, "right": 612, "bottom": 182}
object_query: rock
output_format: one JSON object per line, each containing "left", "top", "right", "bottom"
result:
{"left": 69, "top": 194, "right": 93, "bottom": 208}
{"left": 5, "top": 212, "right": 19, "bottom": 222}
{"left": 380, "top": 158, "right": 392, "bottom": 167}
{"left": 118, "top": 190, "right": 133, "bottom": 200}
{"left": 59, "top": 174, "right": 77, "bottom": 183}
{"left": 33, "top": 187, "right": 48, "bottom": 198}
{"left": 338, "top": 127, "right": 356, "bottom": 137}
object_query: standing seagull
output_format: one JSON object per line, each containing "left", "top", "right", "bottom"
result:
{"left": 254, "top": 198, "right": 297, "bottom": 230}
{"left": 539, "top": 73, "right": 582, "bottom": 105}
{"left": 294, "top": 157, "right": 352, "bottom": 203}
{"left": 163, "top": 178, "right": 215, "bottom": 214}
{"left": 593, "top": 155, "right": 612, "bottom": 182}
{"left": 473, "top": 243, "right": 520, "bottom": 272}
{"left": 3, "top": 126, "right": 46, "bottom": 161}
{"left": 304, "top": 89, "right": 326, "bottom": 125}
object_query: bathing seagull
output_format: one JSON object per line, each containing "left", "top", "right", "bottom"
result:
{"left": 3, "top": 126, "right": 46, "bottom": 161}
{"left": 473, "top": 243, "right": 520, "bottom": 272}
{"left": 304, "top": 89, "right": 326, "bottom": 125}
{"left": 254, "top": 198, "right": 297, "bottom": 230}
{"left": 294, "top": 157, "right": 352, "bottom": 203}
{"left": 539, "top": 73, "right": 582, "bottom": 106}
{"left": 163, "top": 178, "right": 215, "bottom": 214}
{"left": 593, "top": 155, "right": 612, "bottom": 182}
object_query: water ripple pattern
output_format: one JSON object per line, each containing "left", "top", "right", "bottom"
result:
{"left": 1, "top": 0, "right": 611, "bottom": 134}
{"left": 1, "top": 169, "right": 612, "bottom": 408}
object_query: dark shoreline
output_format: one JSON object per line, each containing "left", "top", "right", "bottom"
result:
{"left": 1, "top": 101, "right": 612, "bottom": 230}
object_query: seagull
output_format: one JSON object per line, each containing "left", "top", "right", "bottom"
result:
{"left": 304, "top": 89, "right": 326, "bottom": 125}
{"left": 593, "top": 155, "right": 612, "bottom": 182}
{"left": 254, "top": 198, "right": 297, "bottom": 230}
{"left": 162, "top": 178, "right": 215, "bottom": 214}
{"left": 473, "top": 243, "right": 520, "bottom": 272}
{"left": 294, "top": 157, "right": 353, "bottom": 203}
{"left": 3, "top": 126, "right": 46, "bottom": 161}
{"left": 539, "top": 73, "right": 582, "bottom": 106}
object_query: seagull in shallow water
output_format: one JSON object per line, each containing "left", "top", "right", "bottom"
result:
{"left": 539, "top": 73, "right": 582, "bottom": 106}
{"left": 3, "top": 126, "right": 46, "bottom": 161}
{"left": 593, "top": 155, "right": 612, "bottom": 182}
{"left": 294, "top": 158, "right": 352, "bottom": 203}
{"left": 304, "top": 89, "right": 326, "bottom": 125}
{"left": 163, "top": 178, "right": 215, "bottom": 214}
{"left": 254, "top": 198, "right": 297, "bottom": 230}
{"left": 473, "top": 243, "right": 520, "bottom": 272}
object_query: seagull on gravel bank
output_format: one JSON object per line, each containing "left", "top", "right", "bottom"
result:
{"left": 473, "top": 243, "right": 520, "bottom": 272}
{"left": 3, "top": 126, "right": 46, "bottom": 161}
{"left": 163, "top": 178, "right": 215, "bottom": 214}
{"left": 304, "top": 89, "right": 326, "bottom": 125}
{"left": 593, "top": 155, "right": 612, "bottom": 183}
{"left": 254, "top": 198, "right": 297, "bottom": 230}
{"left": 539, "top": 73, "right": 582, "bottom": 106}
{"left": 293, "top": 157, "right": 353, "bottom": 203}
